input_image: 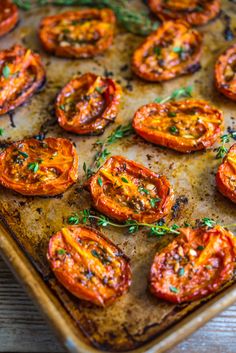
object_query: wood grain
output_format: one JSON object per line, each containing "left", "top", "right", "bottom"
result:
{"left": 1, "top": 255, "right": 236, "bottom": 353}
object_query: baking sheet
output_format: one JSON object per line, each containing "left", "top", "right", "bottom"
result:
{"left": 0, "top": 1, "right": 236, "bottom": 352}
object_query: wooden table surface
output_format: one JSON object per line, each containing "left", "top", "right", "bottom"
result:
{"left": 1, "top": 256, "right": 236, "bottom": 353}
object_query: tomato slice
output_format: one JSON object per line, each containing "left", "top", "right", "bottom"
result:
{"left": 0, "top": 45, "right": 46, "bottom": 115}
{"left": 47, "top": 225, "right": 131, "bottom": 306}
{"left": 86, "top": 156, "right": 174, "bottom": 223}
{"left": 132, "top": 21, "right": 203, "bottom": 82}
{"left": 133, "top": 99, "right": 224, "bottom": 153}
{"left": 147, "top": 0, "right": 221, "bottom": 26}
{"left": 39, "top": 9, "right": 116, "bottom": 59}
{"left": 215, "top": 44, "right": 236, "bottom": 101}
{"left": 0, "top": 0, "right": 19, "bottom": 37}
{"left": 0, "top": 137, "right": 78, "bottom": 196}
{"left": 216, "top": 143, "right": 236, "bottom": 203}
{"left": 55, "top": 73, "right": 122, "bottom": 135}
{"left": 150, "top": 225, "right": 236, "bottom": 304}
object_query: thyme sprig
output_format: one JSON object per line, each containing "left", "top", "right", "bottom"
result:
{"left": 13, "top": 0, "right": 159, "bottom": 36}
{"left": 67, "top": 209, "right": 180, "bottom": 236}
{"left": 154, "top": 86, "right": 193, "bottom": 104}
{"left": 83, "top": 122, "right": 134, "bottom": 178}
{"left": 67, "top": 211, "right": 236, "bottom": 237}
{"left": 216, "top": 130, "right": 236, "bottom": 159}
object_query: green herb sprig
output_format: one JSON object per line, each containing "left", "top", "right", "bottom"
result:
{"left": 83, "top": 122, "right": 134, "bottom": 179}
{"left": 67, "top": 209, "right": 180, "bottom": 237}
{"left": 0, "top": 128, "right": 4, "bottom": 136}
{"left": 13, "top": 0, "right": 159, "bottom": 36}
{"left": 216, "top": 130, "right": 236, "bottom": 159}
{"left": 154, "top": 86, "right": 193, "bottom": 104}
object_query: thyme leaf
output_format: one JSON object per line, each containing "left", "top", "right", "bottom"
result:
{"left": 154, "top": 86, "right": 193, "bottom": 104}
{"left": 215, "top": 130, "right": 236, "bottom": 159}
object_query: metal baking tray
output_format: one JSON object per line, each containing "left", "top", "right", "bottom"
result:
{"left": 0, "top": 1, "right": 236, "bottom": 352}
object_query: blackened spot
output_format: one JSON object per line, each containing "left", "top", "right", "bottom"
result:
{"left": 187, "top": 63, "right": 201, "bottom": 74}
{"left": 120, "top": 64, "right": 129, "bottom": 72}
{"left": 172, "top": 196, "right": 188, "bottom": 219}
{"left": 8, "top": 111, "right": 16, "bottom": 128}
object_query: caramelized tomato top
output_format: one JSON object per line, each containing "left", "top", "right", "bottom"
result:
{"left": 216, "top": 143, "right": 236, "bottom": 203}
{"left": 86, "top": 156, "right": 174, "bottom": 223}
{"left": 0, "top": 45, "right": 45, "bottom": 115}
{"left": 133, "top": 100, "right": 223, "bottom": 153}
{"left": 55, "top": 73, "right": 122, "bottom": 135}
{"left": 132, "top": 21, "right": 203, "bottom": 82}
{"left": 39, "top": 9, "right": 116, "bottom": 58}
{"left": 148, "top": 0, "right": 221, "bottom": 26}
{"left": 48, "top": 225, "right": 131, "bottom": 306}
{"left": 215, "top": 44, "right": 236, "bottom": 101}
{"left": 0, "top": 0, "right": 19, "bottom": 37}
{"left": 0, "top": 138, "right": 78, "bottom": 196}
{"left": 150, "top": 226, "right": 236, "bottom": 304}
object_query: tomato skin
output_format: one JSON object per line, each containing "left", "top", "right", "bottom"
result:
{"left": 0, "top": 45, "right": 46, "bottom": 115}
{"left": 86, "top": 156, "right": 174, "bottom": 223}
{"left": 216, "top": 144, "right": 236, "bottom": 203}
{"left": 215, "top": 44, "right": 236, "bottom": 101}
{"left": 0, "top": 0, "right": 19, "bottom": 37}
{"left": 147, "top": 0, "right": 221, "bottom": 26}
{"left": 55, "top": 73, "right": 122, "bottom": 136}
{"left": 133, "top": 100, "right": 224, "bottom": 153}
{"left": 132, "top": 21, "right": 202, "bottom": 82}
{"left": 150, "top": 226, "right": 236, "bottom": 304}
{"left": 0, "top": 138, "right": 78, "bottom": 196}
{"left": 47, "top": 225, "right": 131, "bottom": 306}
{"left": 39, "top": 9, "right": 116, "bottom": 59}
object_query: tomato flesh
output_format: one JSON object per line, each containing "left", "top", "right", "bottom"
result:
{"left": 0, "top": 45, "right": 45, "bottom": 115}
{"left": 0, "top": 0, "right": 19, "bottom": 37}
{"left": 48, "top": 225, "right": 131, "bottom": 306}
{"left": 39, "top": 9, "right": 116, "bottom": 58}
{"left": 147, "top": 0, "right": 221, "bottom": 26}
{"left": 133, "top": 99, "right": 224, "bottom": 153}
{"left": 0, "top": 137, "right": 78, "bottom": 196}
{"left": 150, "top": 226, "right": 236, "bottom": 303}
{"left": 55, "top": 73, "right": 122, "bottom": 135}
{"left": 215, "top": 44, "right": 236, "bottom": 101}
{"left": 216, "top": 143, "right": 236, "bottom": 203}
{"left": 86, "top": 155, "right": 174, "bottom": 223}
{"left": 132, "top": 21, "right": 203, "bottom": 82}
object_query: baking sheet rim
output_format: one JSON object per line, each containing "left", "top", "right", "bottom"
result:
{"left": 1, "top": 221, "right": 236, "bottom": 353}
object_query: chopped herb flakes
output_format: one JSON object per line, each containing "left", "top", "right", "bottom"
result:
{"left": 169, "top": 286, "right": 179, "bottom": 293}
{"left": 149, "top": 198, "right": 160, "bottom": 208}
{"left": 121, "top": 177, "right": 129, "bottom": 183}
{"left": 169, "top": 126, "right": 178, "bottom": 134}
{"left": 2, "top": 65, "right": 10, "bottom": 79}
{"left": 57, "top": 249, "right": 66, "bottom": 255}
{"left": 178, "top": 268, "right": 185, "bottom": 277}
{"left": 97, "top": 177, "right": 103, "bottom": 186}
{"left": 28, "top": 162, "right": 39, "bottom": 173}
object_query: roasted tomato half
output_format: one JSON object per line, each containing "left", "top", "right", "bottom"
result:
{"left": 48, "top": 225, "right": 131, "bottom": 306}
{"left": 0, "top": 0, "right": 19, "bottom": 37}
{"left": 55, "top": 73, "right": 122, "bottom": 135}
{"left": 39, "top": 9, "right": 116, "bottom": 59}
{"left": 0, "top": 45, "right": 45, "bottom": 115}
{"left": 133, "top": 100, "right": 223, "bottom": 153}
{"left": 86, "top": 156, "right": 174, "bottom": 223}
{"left": 147, "top": 0, "right": 221, "bottom": 27}
{"left": 0, "top": 137, "right": 78, "bottom": 196}
{"left": 150, "top": 225, "right": 236, "bottom": 304}
{"left": 215, "top": 44, "right": 236, "bottom": 101}
{"left": 216, "top": 143, "right": 236, "bottom": 203}
{"left": 131, "top": 21, "right": 202, "bottom": 82}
